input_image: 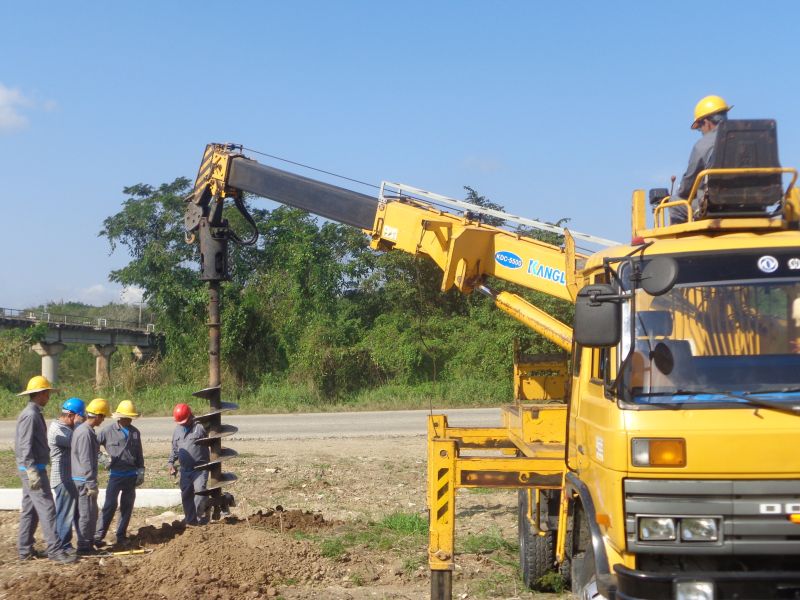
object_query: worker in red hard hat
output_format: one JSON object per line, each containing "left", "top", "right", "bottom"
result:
{"left": 166, "top": 404, "right": 210, "bottom": 525}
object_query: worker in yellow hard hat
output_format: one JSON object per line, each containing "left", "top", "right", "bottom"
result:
{"left": 671, "top": 95, "right": 733, "bottom": 223}
{"left": 71, "top": 397, "right": 111, "bottom": 555}
{"left": 94, "top": 400, "right": 145, "bottom": 548}
{"left": 14, "top": 375, "right": 76, "bottom": 563}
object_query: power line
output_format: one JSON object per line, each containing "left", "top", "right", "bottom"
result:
{"left": 242, "top": 147, "right": 380, "bottom": 191}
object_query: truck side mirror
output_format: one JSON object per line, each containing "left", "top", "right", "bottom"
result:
{"left": 574, "top": 284, "right": 621, "bottom": 347}
{"left": 641, "top": 257, "right": 679, "bottom": 296}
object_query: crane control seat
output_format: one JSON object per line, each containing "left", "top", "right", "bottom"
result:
{"left": 700, "top": 119, "right": 783, "bottom": 218}
{"left": 629, "top": 310, "right": 695, "bottom": 392}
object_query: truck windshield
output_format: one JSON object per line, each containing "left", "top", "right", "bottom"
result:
{"left": 620, "top": 250, "right": 800, "bottom": 407}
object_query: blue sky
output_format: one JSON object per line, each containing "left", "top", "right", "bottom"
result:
{"left": 3, "top": 2, "right": 800, "bottom": 308}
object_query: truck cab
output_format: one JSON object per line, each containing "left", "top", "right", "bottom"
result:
{"left": 570, "top": 119, "right": 800, "bottom": 599}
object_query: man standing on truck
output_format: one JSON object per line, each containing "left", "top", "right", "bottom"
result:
{"left": 167, "top": 403, "right": 209, "bottom": 525}
{"left": 94, "top": 400, "right": 145, "bottom": 548}
{"left": 72, "top": 397, "right": 111, "bottom": 555}
{"left": 15, "top": 376, "right": 77, "bottom": 564}
{"left": 671, "top": 94, "right": 733, "bottom": 223}
{"left": 47, "top": 397, "right": 85, "bottom": 551}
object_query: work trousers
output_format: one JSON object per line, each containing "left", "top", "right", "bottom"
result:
{"left": 52, "top": 480, "right": 78, "bottom": 549}
{"left": 74, "top": 482, "right": 99, "bottom": 551}
{"left": 179, "top": 469, "right": 208, "bottom": 525}
{"left": 96, "top": 475, "right": 136, "bottom": 542}
{"left": 18, "top": 470, "right": 62, "bottom": 559}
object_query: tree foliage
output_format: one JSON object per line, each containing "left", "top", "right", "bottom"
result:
{"left": 96, "top": 178, "right": 573, "bottom": 400}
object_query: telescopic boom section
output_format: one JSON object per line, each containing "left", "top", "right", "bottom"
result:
{"left": 188, "top": 144, "right": 580, "bottom": 350}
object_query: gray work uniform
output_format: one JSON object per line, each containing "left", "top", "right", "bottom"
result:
{"left": 15, "top": 401, "right": 63, "bottom": 558}
{"left": 672, "top": 128, "right": 718, "bottom": 223}
{"left": 48, "top": 419, "right": 78, "bottom": 548}
{"left": 95, "top": 421, "right": 144, "bottom": 543}
{"left": 167, "top": 421, "right": 209, "bottom": 525}
{"left": 71, "top": 420, "right": 100, "bottom": 551}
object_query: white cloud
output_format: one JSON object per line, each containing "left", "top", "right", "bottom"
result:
{"left": 0, "top": 83, "right": 30, "bottom": 131}
{"left": 75, "top": 284, "right": 118, "bottom": 305}
{"left": 462, "top": 155, "right": 504, "bottom": 174}
{"left": 0, "top": 83, "right": 58, "bottom": 133}
{"left": 120, "top": 285, "right": 145, "bottom": 305}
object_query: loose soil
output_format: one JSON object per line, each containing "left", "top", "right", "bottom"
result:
{"left": 0, "top": 436, "right": 571, "bottom": 599}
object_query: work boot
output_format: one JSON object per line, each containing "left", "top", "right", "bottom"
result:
{"left": 93, "top": 539, "right": 107, "bottom": 548}
{"left": 19, "top": 548, "right": 46, "bottom": 561}
{"left": 50, "top": 551, "right": 78, "bottom": 564}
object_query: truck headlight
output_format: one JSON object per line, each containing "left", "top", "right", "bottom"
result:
{"left": 681, "top": 518, "right": 719, "bottom": 542}
{"left": 638, "top": 517, "right": 676, "bottom": 541}
{"left": 675, "top": 580, "right": 714, "bottom": 600}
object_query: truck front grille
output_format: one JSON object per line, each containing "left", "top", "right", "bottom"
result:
{"left": 624, "top": 479, "right": 800, "bottom": 555}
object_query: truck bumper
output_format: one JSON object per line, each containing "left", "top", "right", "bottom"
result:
{"left": 615, "top": 564, "right": 800, "bottom": 599}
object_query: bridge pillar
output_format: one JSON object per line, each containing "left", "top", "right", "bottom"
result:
{"left": 31, "top": 342, "right": 67, "bottom": 384}
{"left": 132, "top": 345, "right": 156, "bottom": 363}
{"left": 89, "top": 344, "right": 117, "bottom": 388}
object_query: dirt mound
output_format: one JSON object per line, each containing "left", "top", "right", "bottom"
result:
{"left": 131, "top": 519, "right": 186, "bottom": 546}
{"left": 236, "top": 507, "right": 336, "bottom": 532}
{"left": 2, "top": 511, "right": 344, "bottom": 600}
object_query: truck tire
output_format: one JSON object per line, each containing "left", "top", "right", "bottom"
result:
{"left": 518, "top": 489, "right": 556, "bottom": 589}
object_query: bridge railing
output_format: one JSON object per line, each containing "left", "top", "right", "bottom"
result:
{"left": 0, "top": 307, "right": 156, "bottom": 333}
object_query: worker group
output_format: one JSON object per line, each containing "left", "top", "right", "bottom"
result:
{"left": 14, "top": 374, "right": 210, "bottom": 563}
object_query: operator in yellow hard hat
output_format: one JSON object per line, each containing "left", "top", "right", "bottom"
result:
{"left": 94, "top": 400, "right": 145, "bottom": 548}
{"left": 671, "top": 95, "right": 733, "bottom": 223}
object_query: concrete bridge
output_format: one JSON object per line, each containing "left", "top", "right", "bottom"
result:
{"left": 0, "top": 307, "right": 161, "bottom": 387}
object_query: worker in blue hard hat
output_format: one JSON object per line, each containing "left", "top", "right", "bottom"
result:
{"left": 47, "top": 397, "right": 86, "bottom": 551}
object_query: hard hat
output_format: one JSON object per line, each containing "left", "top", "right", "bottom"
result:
{"left": 173, "top": 403, "right": 192, "bottom": 424}
{"left": 17, "top": 375, "right": 59, "bottom": 396}
{"left": 85, "top": 398, "right": 112, "bottom": 417}
{"left": 691, "top": 95, "right": 732, "bottom": 129}
{"left": 62, "top": 397, "right": 86, "bottom": 417}
{"left": 112, "top": 400, "right": 140, "bottom": 419}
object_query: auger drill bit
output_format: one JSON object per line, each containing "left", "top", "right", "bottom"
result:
{"left": 192, "top": 216, "right": 240, "bottom": 520}
{"left": 185, "top": 146, "right": 261, "bottom": 520}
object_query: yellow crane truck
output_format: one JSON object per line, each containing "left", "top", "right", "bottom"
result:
{"left": 186, "top": 118, "right": 800, "bottom": 600}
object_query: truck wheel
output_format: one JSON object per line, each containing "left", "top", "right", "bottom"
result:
{"left": 518, "top": 489, "right": 556, "bottom": 589}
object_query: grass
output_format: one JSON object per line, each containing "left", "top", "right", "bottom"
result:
{"left": 0, "top": 377, "right": 510, "bottom": 419}
{"left": 316, "top": 511, "right": 428, "bottom": 562}
{"left": 458, "top": 527, "right": 517, "bottom": 555}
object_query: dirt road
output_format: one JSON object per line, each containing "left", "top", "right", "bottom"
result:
{"left": 0, "top": 414, "right": 569, "bottom": 599}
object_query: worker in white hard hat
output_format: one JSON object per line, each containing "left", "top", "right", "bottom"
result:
{"left": 15, "top": 376, "right": 77, "bottom": 563}
{"left": 94, "top": 400, "right": 145, "bottom": 547}
{"left": 671, "top": 95, "right": 733, "bottom": 223}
